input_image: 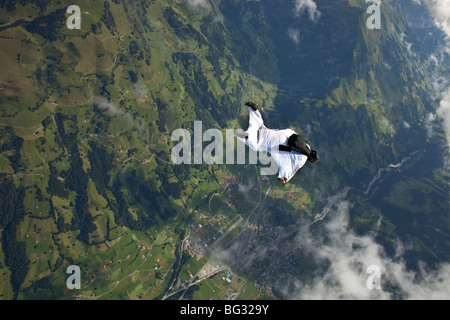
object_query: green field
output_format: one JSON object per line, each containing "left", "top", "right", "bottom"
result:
{"left": 1, "top": 0, "right": 448, "bottom": 301}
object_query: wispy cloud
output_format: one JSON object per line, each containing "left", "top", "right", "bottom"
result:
{"left": 366, "top": 0, "right": 383, "bottom": 6}
{"left": 400, "top": 32, "right": 415, "bottom": 56}
{"left": 288, "top": 27, "right": 300, "bottom": 45}
{"left": 293, "top": 0, "right": 321, "bottom": 22}
{"left": 436, "top": 88, "right": 450, "bottom": 149}
{"left": 420, "top": 1, "right": 450, "bottom": 154}
{"left": 208, "top": 167, "right": 450, "bottom": 299}
{"left": 186, "top": 0, "right": 211, "bottom": 11}
{"left": 94, "top": 96, "right": 123, "bottom": 116}
{"left": 280, "top": 200, "right": 450, "bottom": 299}
{"left": 187, "top": 0, "right": 209, "bottom": 7}
{"left": 422, "top": 0, "right": 450, "bottom": 42}
{"left": 185, "top": 0, "right": 223, "bottom": 21}
{"left": 132, "top": 78, "right": 148, "bottom": 100}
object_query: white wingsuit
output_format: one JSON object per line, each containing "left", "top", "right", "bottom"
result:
{"left": 237, "top": 106, "right": 308, "bottom": 183}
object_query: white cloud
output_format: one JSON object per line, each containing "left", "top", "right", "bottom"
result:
{"left": 421, "top": 0, "right": 450, "bottom": 153}
{"left": 187, "top": 0, "right": 209, "bottom": 8}
{"left": 403, "top": 120, "right": 411, "bottom": 129}
{"left": 430, "top": 53, "right": 440, "bottom": 66}
{"left": 282, "top": 200, "right": 450, "bottom": 299}
{"left": 400, "top": 32, "right": 415, "bottom": 56}
{"left": 425, "top": 112, "right": 437, "bottom": 138}
{"left": 132, "top": 78, "right": 148, "bottom": 100}
{"left": 94, "top": 96, "right": 123, "bottom": 116}
{"left": 288, "top": 27, "right": 300, "bottom": 45}
{"left": 366, "top": 0, "right": 383, "bottom": 6}
{"left": 436, "top": 87, "right": 450, "bottom": 149}
{"left": 186, "top": 0, "right": 223, "bottom": 20}
{"left": 186, "top": 0, "right": 211, "bottom": 12}
{"left": 293, "top": 0, "right": 321, "bottom": 22}
{"left": 422, "top": 0, "right": 450, "bottom": 40}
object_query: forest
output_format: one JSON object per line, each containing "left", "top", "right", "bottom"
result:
{"left": 0, "top": 175, "right": 29, "bottom": 299}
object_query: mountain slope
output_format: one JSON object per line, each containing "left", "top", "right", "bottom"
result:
{"left": 0, "top": 0, "right": 448, "bottom": 300}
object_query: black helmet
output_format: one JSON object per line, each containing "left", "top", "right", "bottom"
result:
{"left": 308, "top": 150, "right": 319, "bottom": 163}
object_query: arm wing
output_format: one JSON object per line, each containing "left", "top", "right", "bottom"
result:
{"left": 270, "top": 148, "right": 308, "bottom": 183}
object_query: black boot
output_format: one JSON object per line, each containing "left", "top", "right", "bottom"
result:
{"left": 245, "top": 101, "right": 259, "bottom": 111}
